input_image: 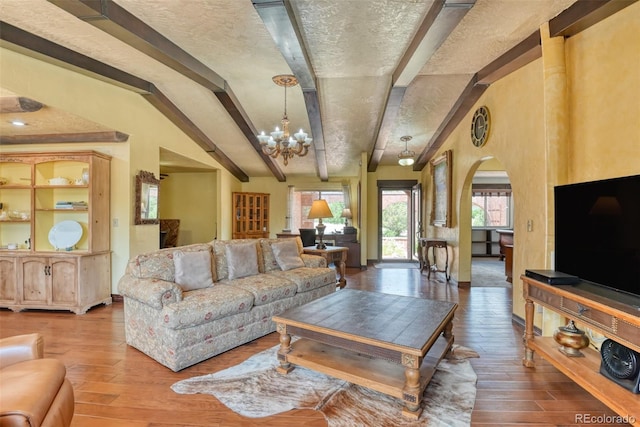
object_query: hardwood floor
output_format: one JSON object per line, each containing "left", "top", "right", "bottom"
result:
{"left": 0, "top": 266, "right": 625, "bottom": 426}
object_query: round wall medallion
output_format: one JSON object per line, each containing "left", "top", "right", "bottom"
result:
{"left": 471, "top": 106, "right": 490, "bottom": 147}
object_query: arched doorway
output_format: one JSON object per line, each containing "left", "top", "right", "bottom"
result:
{"left": 460, "top": 158, "right": 513, "bottom": 287}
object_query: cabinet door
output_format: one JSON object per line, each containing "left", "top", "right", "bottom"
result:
{"left": 51, "top": 258, "right": 77, "bottom": 304}
{"left": 0, "top": 257, "right": 17, "bottom": 303}
{"left": 19, "top": 257, "right": 48, "bottom": 303}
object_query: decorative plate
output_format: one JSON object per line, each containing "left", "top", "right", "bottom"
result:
{"left": 48, "top": 220, "right": 83, "bottom": 250}
{"left": 471, "top": 106, "right": 490, "bottom": 147}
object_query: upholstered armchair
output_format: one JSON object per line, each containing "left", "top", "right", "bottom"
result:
{"left": 0, "top": 333, "right": 74, "bottom": 427}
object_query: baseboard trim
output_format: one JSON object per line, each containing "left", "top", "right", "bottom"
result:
{"left": 111, "top": 294, "right": 123, "bottom": 303}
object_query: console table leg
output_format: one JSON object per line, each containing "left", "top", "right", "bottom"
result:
{"left": 522, "top": 297, "right": 536, "bottom": 368}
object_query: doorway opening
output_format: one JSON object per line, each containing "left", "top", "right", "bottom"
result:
{"left": 377, "top": 180, "right": 419, "bottom": 261}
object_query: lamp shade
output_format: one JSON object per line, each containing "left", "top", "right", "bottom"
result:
{"left": 340, "top": 208, "right": 352, "bottom": 219}
{"left": 308, "top": 199, "right": 333, "bottom": 219}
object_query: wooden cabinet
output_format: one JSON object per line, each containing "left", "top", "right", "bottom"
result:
{"left": 232, "top": 192, "right": 269, "bottom": 239}
{"left": 0, "top": 151, "right": 112, "bottom": 314}
{"left": 522, "top": 276, "right": 640, "bottom": 424}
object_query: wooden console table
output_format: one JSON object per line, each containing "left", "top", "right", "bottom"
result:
{"left": 303, "top": 246, "right": 348, "bottom": 289}
{"left": 418, "top": 238, "right": 449, "bottom": 281}
{"left": 522, "top": 275, "right": 640, "bottom": 424}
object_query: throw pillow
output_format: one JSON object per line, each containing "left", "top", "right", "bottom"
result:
{"left": 271, "top": 239, "right": 305, "bottom": 271}
{"left": 173, "top": 250, "right": 214, "bottom": 291}
{"left": 226, "top": 242, "right": 259, "bottom": 280}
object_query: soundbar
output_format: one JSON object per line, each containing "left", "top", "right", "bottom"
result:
{"left": 525, "top": 269, "right": 580, "bottom": 285}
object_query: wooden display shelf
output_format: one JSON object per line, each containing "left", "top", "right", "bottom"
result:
{"left": 529, "top": 337, "right": 639, "bottom": 425}
{"left": 522, "top": 275, "right": 640, "bottom": 425}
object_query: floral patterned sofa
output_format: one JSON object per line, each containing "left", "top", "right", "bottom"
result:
{"left": 118, "top": 237, "right": 336, "bottom": 371}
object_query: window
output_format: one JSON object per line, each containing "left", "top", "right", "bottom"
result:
{"left": 292, "top": 191, "right": 345, "bottom": 234}
{"left": 471, "top": 189, "right": 511, "bottom": 228}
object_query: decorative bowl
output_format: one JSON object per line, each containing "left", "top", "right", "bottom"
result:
{"left": 48, "top": 177, "right": 69, "bottom": 185}
{"left": 554, "top": 320, "right": 589, "bottom": 357}
{"left": 0, "top": 177, "right": 8, "bottom": 185}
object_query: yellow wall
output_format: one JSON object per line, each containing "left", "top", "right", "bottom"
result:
{"left": 159, "top": 172, "right": 218, "bottom": 245}
{"left": 419, "top": 3, "right": 639, "bottom": 331}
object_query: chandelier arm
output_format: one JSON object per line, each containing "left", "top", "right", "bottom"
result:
{"left": 261, "top": 145, "right": 280, "bottom": 158}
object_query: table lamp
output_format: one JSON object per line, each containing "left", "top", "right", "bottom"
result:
{"left": 341, "top": 208, "right": 352, "bottom": 227}
{"left": 308, "top": 199, "right": 333, "bottom": 249}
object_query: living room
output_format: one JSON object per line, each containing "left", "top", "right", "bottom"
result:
{"left": 1, "top": 1, "right": 639, "bottom": 425}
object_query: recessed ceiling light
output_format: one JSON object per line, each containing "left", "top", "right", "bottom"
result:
{"left": 11, "top": 120, "right": 27, "bottom": 126}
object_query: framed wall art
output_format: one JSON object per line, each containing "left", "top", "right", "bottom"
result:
{"left": 430, "top": 150, "right": 452, "bottom": 228}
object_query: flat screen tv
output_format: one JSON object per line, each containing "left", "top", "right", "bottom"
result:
{"left": 554, "top": 174, "right": 640, "bottom": 302}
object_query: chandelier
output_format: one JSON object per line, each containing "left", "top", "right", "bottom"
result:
{"left": 398, "top": 135, "right": 415, "bottom": 166}
{"left": 257, "top": 74, "right": 312, "bottom": 166}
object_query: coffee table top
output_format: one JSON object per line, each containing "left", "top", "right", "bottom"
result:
{"left": 273, "top": 289, "right": 457, "bottom": 354}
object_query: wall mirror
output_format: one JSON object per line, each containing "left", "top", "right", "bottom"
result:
{"left": 135, "top": 170, "right": 160, "bottom": 225}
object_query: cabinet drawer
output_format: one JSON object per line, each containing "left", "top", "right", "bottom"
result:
{"left": 560, "top": 298, "right": 615, "bottom": 333}
{"left": 528, "top": 285, "right": 562, "bottom": 310}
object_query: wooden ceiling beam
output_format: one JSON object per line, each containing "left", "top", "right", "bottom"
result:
{"left": 253, "top": 0, "right": 329, "bottom": 181}
{"left": 0, "top": 96, "right": 44, "bottom": 113}
{"left": 549, "top": 0, "right": 638, "bottom": 37}
{"left": 0, "top": 131, "right": 128, "bottom": 144}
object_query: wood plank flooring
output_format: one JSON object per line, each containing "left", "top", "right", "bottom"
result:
{"left": 0, "top": 265, "right": 627, "bottom": 426}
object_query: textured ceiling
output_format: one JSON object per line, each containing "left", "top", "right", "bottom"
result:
{"left": 0, "top": 0, "right": 580, "bottom": 179}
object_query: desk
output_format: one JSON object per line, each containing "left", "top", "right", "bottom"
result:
{"left": 303, "top": 246, "right": 348, "bottom": 289}
{"left": 418, "top": 238, "right": 449, "bottom": 281}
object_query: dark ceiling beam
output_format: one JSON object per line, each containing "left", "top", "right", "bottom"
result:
{"left": 413, "top": 77, "right": 487, "bottom": 171}
{"left": 144, "top": 87, "right": 249, "bottom": 182}
{"left": 367, "top": 87, "right": 406, "bottom": 172}
{"left": 0, "top": 131, "right": 128, "bottom": 145}
{"left": 367, "top": 0, "right": 474, "bottom": 172}
{"left": 0, "top": 21, "right": 151, "bottom": 94}
{"left": 46, "top": 0, "right": 284, "bottom": 181}
{"left": 252, "top": 0, "right": 329, "bottom": 181}
{"left": 0, "top": 96, "right": 44, "bottom": 113}
{"left": 0, "top": 22, "right": 250, "bottom": 182}
{"left": 549, "top": 0, "right": 638, "bottom": 37}
{"left": 47, "top": 0, "right": 226, "bottom": 91}
{"left": 476, "top": 31, "right": 541, "bottom": 85}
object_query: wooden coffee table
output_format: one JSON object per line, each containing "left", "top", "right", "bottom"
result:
{"left": 272, "top": 289, "right": 457, "bottom": 419}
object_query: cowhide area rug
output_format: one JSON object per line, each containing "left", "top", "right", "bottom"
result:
{"left": 171, "top": 343, "right": 479, "bottom": 427}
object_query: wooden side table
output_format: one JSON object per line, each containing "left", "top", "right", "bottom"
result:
{"left": 303, "top": 246, "right": 348, "bottom": 289}
{"left": 418, "top": 238, "right": 450, "bottom": 281}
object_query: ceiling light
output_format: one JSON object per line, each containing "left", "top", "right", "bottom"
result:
{"left": 11, "top": 120, "right": 26, "bottom": 126}
{"left": 257, "top": 74, "right": 312, "bottom": 166}
{"left": 398, "top": 135, "right": 415, "bottom": 166}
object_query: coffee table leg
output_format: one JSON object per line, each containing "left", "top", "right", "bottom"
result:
{"left": 276, "top": 323, "right": 294, "bottom": 374}
{"left": 401, "top": 353, "right": 423, "bottom": 419}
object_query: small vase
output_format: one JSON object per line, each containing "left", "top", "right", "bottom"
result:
{"left": 553, "top": 320, "right": 589, "bottom": 357}
{"left": 82, "top": 168, "right": 89, "bottom": 184}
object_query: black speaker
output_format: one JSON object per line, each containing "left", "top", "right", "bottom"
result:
{"left": 599, "top": 339, "right": 640, "bottom": 394}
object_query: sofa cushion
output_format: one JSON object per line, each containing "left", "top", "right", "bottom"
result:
{"left": 226, "top": 242, "right": 259, "bottom": 279}
{"left": 260, "top": 237, "right": 303, "bottom": 272}
{"left": 271, "top": 239, "right": 305, "bottom": 271}
{"left": 222, "top": 273, "right": 298, "bottom": 306}
{"left": 173, "top": 249, "right": 214, "bottom": 291}
{"left": 0, "top": 358, "right": 66, "bottom": 427}
{"left": 268, "top": 267, "right": 336, "bottom": 293}
{"left": 161, "top": 285, "right": 254, "bottom": 330}
{"left": 212, "top": 240, "right": 263, "bottom": 280}
{"left": 128, "top": 243, "right": 214, "bottom": 282}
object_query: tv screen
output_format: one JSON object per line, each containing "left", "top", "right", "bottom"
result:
{"left": 554, "top": 175, "right": 640, "bottom": 299}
